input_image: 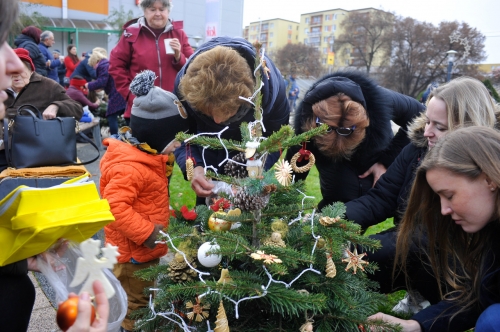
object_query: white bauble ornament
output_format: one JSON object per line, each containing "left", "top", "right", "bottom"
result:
{"left": 197, "top": 242, "right": 222, "bottom": 268}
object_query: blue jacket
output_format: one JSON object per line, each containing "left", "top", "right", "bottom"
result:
{"left": 174, "top": 36, "right": 290, "bottom": 178}
{"left": 87, "top": 59, "right": 126, "bottom": 116}
{"left": 288, "top": 76, "right": 299, "bottom": 100}
{"left": 38, "top": 42, "right": 61, "bottom": 81}
{"left": 70, "top": 52, "right": 96, "bottom": 82}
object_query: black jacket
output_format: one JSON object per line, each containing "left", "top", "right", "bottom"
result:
{"left": 289, "top": 71, "right": 424, "bottom": 210}
{"left": 173, "top": 36, "right": 290, "bottom": 177}
{"left": 345, "top": 113, "right": 428, "bottom": 228}
{"left": 70, "top": 52, "right": 96, "bottom": 82}
{"left": 14, "top": 34, "right": 47, "bottom": 77}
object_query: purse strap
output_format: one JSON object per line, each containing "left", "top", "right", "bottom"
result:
{"left": 16, "top": 104, "right": 43, "bottom": 118}
{"left": 73, "top": 131, "right": 100, "bottom": 166}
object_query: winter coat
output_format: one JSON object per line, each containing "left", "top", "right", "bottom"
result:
{"left": 70, "top": 53, "right": 96, "bottom": 82}
{"left": 38, "top": 42, "right": 61, "bottom": 82}
{"left": 14, "top": 34, "right": 47, "bottom": 77}
{"left": 412, "top": 222, "right": 500, "bottom": 331}
{"left": 64, "top": 56, "right": 80, "bottom": 78}
{"left": 109, "top": 17, "right": 194, "bottom": 118}
{"left": 288, "top": 71, "right": 424, "bottom": 210}
{"left": 66, "top": 86, "right": 99, "bottom": 112}
{"left": 344, "top": 114, "right": 428, "bottom": 228}
{"left": 87, "top": 59, "right": 126, "bottom": 117}
{"left": 173, "top": 36, "right": 291, "bottom": 177}
{"left": 4, "top": 72, "right": 83, "bottom": 120}
{"left": 100, "top": 138, "right": 170, "bottom": 264}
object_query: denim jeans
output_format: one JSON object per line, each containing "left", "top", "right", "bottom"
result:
{"left": 476, "top": 304, "right": 500, "bottom": 331}
{"left": 107, "top": 112, "right": 122, "bottom": 136}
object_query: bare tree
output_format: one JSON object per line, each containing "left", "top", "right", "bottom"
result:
{"left": 105, "top": 5, "right": 135, "bottom": 34}
{"left": 274, "top": 43, "right": 322, "bottom": 77}
{"left": 9, "top": 3, "right": 49, "bottom": 44}
{"left": 382, "top": 17, "right": 486, "bottom": 97}
{"left": 336, "top": 10, "right": 394, "bottom": 74}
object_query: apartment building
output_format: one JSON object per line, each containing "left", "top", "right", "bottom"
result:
{"left": 18, "top": 0, "right": 244, "bottom": 56}
{"left": 244, "top": 18, "right": 300, "bottom": 56}
{"left": 298, "top": 7, "right": 390, "bottom": 70}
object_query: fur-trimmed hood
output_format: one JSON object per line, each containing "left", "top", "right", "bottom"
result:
{"left": 408, "top": 110, "right": 500, "bottom": 149}
{"left": 294, "top": 70, "right": 393, "bottom": 166}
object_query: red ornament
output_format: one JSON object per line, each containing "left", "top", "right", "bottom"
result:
{"left": 210, "top": 198, "right": 230, "bottom": 212}
{"left": 181, "top": 205, "right": 197, "bottom": 220}
{"left": 297, "top": 148, "right": 312, "bottom": 162}
{"left": 56, "top": 297, "right": 96, "bottom": 331}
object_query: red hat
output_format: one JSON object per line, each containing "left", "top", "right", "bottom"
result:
{"left": 14, "top": 48, "right": 36, "bottom": 72}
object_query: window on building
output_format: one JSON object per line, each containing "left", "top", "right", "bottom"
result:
{"left": 323, "top": 47, "right": 328, "bottom": 54}
{"left": 333, "top": 13, "right": 338, "bottom": 20}
{"left": 345, "top": 59, "right": 350, "bottom": 65}
{"left": 269, "top": 42, "right": 273, "bottom": 47}
{"left": 322, "top": 58, "right": 327, "bottom": 65}
{"left": 325, "top": 14, "right": 330, "bottom": 21}
{"left": 305, "top": 18, "right": 310, "bottom": 23}
{"left": 323, "top": 36, "right": 328, "bottom": 42}
{"left": 325, "top": 25, "right": 331, "bottom": 32}
{"left": 288, "top": 25, "right": 292, "bottom": 30}
{"left": 270, "top": 32, "right": 273, "bottom": 38}
{"left": 332, "top": 25, "right": 336, "bottom": 31}
{"left": 270, "top": 23, "right": 274, "bottom": 28}
{"left": 288, "top": 33, "right": 292, "bottom": 39}
{"left": 304, "top": 38, "right": 308, "bottom": 44}
{"left": 304, "top": 28, "right": 309, "bottom": 35}
{"left": 312, "top": 15, "right": 321, "bottom": 25}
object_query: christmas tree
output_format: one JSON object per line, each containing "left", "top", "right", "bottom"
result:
{"left": 134, "top": 43, "right": 397, "bottom": 332}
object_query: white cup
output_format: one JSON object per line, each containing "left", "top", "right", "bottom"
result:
{"left": 164, "top": 39, "right": 174, "bottom": 54}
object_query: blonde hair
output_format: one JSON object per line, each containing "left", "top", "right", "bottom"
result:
{"left": 302, "top": 94, "right": 369, "bottom": 159}
{"left": 427, "top": 76, "right": 499, "bottom": 130}
{"left": 88, "top": 47, "right": 108, "bottom": 67}
{"left": 178, "top": 46, "right": 254, "bottom": 121}
{"left": 396, "top": 126, "right": 500, "bottom": 323}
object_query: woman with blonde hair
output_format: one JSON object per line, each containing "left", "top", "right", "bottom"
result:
{"left": 86, "top": 47, "right": 126, "bottom": 135}
{"left": 370, "top": 126, "right": 500, "bottom": 331}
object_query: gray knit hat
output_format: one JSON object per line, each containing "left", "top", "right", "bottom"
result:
{"left": 130, "top": 70, "right": 188, "bottom": 151}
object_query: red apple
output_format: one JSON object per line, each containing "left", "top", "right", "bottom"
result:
{"left": 56, "top": 296, "right": 96, "bottom": 331}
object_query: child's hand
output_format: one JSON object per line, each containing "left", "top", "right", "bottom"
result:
{"left": 143, "top": 224, "right": 164, "bottom": 249}
{"left": 160, "top": 140, "right": 181, "bottom": 155}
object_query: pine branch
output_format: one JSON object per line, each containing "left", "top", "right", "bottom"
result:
{"left": 175, "top": 132, "right": 245, "bottom": 152}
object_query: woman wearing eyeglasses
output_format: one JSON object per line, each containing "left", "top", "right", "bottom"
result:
{"left": 288, "top": 71, "right": 424, "bottom": 210}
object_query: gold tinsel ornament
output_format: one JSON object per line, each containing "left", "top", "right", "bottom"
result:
{"left": 186, "top": 158, "right": 194, "bottom": 181}
{"left": 185, "top": 297, "right": 210, "bottom": 322}
{"left": 319, "top": 216, "right": 341, "bottom": 226}
{"left": 214, "top": 300, "right": 230, "bottom": 332}
{"left": 342, "top": 248, "right": 368, "bottom": 274}
{"left": 274, "top": 159, "right": 293, "bottom": 186}
{"left": 325, "top": 253, "right": 337, "bottom": 278}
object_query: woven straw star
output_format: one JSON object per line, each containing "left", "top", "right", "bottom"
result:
{"left": 186, "top": 297, "right": 210, "bottom": 322}
{"left": 342, "top": 248, "right": 368, "bottom": 274}
{"left": 250, "top": 250, "right": 283, "bottom": 264}
{"left": 274, "top": 159, "right": 293, "bottom": 186}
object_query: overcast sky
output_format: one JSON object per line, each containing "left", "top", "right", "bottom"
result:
{"left": 243, "top": 0, "right": 500, "bottom": 64}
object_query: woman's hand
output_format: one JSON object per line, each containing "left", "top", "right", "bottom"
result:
{"left": 368, "top": 312, "right": 422, "bottom": 332}
{"left": 170, "top": 38, "right": 181, "bottom": 62}
{"left": 42, "top": 104, "right": 59, "bottom": 119}
{"left": 359, "top": 162, "right": 387, "bottom": 187}
{"left": 191, "top": 166, "right": 214, "bottom": 197}
{"left": 66, "top": 280, "right": 109, "bottom": 332}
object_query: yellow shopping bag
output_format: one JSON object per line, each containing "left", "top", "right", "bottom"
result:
{"left": 0, "top": 174, "right": 115, "bottom": 266}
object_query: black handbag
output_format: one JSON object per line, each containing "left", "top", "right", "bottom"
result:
{"left": 3, "top": 104, "right": 100, "bottom": 168}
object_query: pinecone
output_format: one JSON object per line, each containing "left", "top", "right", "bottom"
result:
{"left": 168, "top": 254, "right": 198, "bottom": 283}
{"left": 232, "top": 187, "right": 270, "bottom": 211}
{"left": 223, "top": 152, "right": 248, "bottom": 178}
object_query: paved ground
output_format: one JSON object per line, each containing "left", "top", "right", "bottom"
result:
{"left": 27, "top": 142, "right": 103, "bottom": 332}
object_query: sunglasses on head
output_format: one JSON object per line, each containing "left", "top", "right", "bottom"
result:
{"left": 316, "top": 117, "right": 356, "bottom": 136}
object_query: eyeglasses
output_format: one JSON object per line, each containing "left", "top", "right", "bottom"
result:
{"left": 316, "top": 117, "right": 356, "bottom": 136}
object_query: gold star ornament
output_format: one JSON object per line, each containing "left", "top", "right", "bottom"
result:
{"left": 342, "top": 248, "right": 368, "bottom": 274}
{"left": 186, "top": 297, "right": 210, "bottom": 322}
{"left": 250, "top": 250, "right": 283, "bottom": 264}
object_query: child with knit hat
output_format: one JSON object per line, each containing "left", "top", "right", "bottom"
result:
{"left": 100, "top": 70, "right": 188, "bottom": 332}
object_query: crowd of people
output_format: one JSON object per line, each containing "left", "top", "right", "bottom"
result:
{"left": 1, "top": 0, "right": 500, "bottom": 331}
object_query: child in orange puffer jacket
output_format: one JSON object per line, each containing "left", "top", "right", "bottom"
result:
{"left": 100, "top": 70, "right": 188, "bottom": 332}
